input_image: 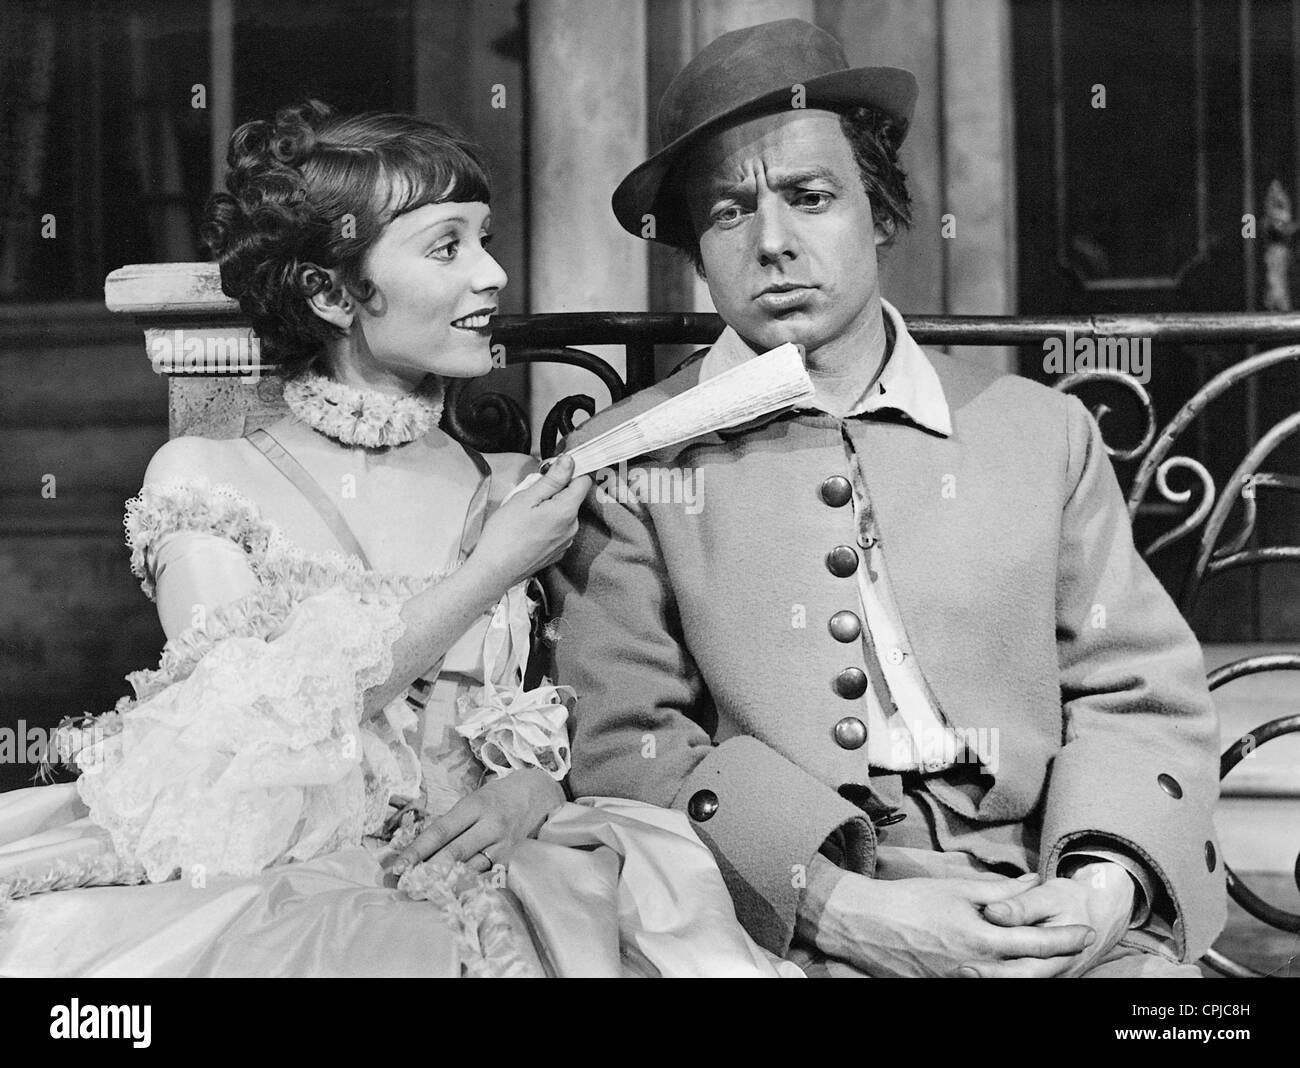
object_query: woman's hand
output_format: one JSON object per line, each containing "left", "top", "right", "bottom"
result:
{"left": 463, "top": 455, "right": 592, "bottom": 592}
{"left": 388, "top": 769, "right": 566, "bottom": 878}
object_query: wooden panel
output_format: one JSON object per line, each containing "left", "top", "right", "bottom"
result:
{"left": 0, "top": 343, "right": 166, "bottom": 426}
{"left": 0, "top": 535, "right": 164, "bottom": 793}
{"left": 0, "top": 426, "right": 165, "bottom": 495}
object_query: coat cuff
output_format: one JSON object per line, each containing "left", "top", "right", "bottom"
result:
{"left": 1040, "top": 743, "right": 1225, "bottom": 962}
{"left": 670, "top": 734, "right": 875, "bottom": 957}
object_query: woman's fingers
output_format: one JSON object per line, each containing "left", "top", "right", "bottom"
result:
{"left": 528, "top": 454, "right": 575, "bottom": 500}
{"left": 424, "top": 819, "right": 506, "bottom": 870}
{"left": 391, "top": 804, "right": 477, "bottom": 873}
{"left": 390, "top": 796, "right": 510, "bottom": 877}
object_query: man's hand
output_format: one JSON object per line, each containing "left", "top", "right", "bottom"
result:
{"left": 964, "top": 861, "right": 1134, "bottom": 977}
{"left": 799, "top": 856, "right": 1097, "bottom": 977}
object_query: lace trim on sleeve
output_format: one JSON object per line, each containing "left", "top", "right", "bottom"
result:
{"left": 0, "top": 850, "right": 148, "bottom": 913}
{"left": 75, "top": 587, "right": 413, "bottom": 882}
{"left": 124, "top": 478, "right": 453, "bottom": 602}
{"left": 125, "top": 480, "right": 274, "bottom": 600}
{"left": 454, "top": 580, "right": 573, "bottom": 781}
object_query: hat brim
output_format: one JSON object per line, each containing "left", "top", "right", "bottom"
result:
{"left": 613, "top": 66, "right": 918, "bottom": 250}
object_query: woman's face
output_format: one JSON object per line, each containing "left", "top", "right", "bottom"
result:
{"left": 348, "top": 199, "right": 506, "bottom": 387}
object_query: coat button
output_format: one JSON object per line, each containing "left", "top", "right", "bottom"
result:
{"left": 826, "top": 545, "right": 859, "bottom": 577}
{"left": 874, "top": 811, "right": 907, "bottom": 827}
{"left": 687, "top": 789, "right": 719, "bottom": 822}
{"left": 1157, "top": 773, "right": 1183, "bottom": 799}
{"left": 1205, "top": 841, "right": 1216, "bottom": 871}
{"left": 828, "top": 610, "right": 862, "bottom": 642}
{"left": 820, "top": 476, "right": 852, "bottom": 507}
{"left": 833, "top": 716, "right": 867, "bottom": 749}
{"left": 833, "top": 667, "right": 868, "bottom": 699}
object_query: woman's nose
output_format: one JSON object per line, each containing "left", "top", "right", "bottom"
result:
{"left": 475, "top": 249, "right": 509, "bottom": 294}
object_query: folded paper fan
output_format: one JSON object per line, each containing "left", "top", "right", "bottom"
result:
{"left": 563, "top": 342, "right": 813, "bottom": 477}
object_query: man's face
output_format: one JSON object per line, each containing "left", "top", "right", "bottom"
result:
{"left": 683, "top": 109, "right": 887, "bottom": 361}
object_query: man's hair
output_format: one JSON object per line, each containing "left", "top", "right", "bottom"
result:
{"left": 677, "top": 105, "right": 912, "bottom": 276}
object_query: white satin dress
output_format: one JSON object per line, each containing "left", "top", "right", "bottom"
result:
{"left": 0, "top": 432, "right": 796, "bottom": 978}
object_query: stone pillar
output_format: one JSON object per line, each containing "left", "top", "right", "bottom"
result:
{"left": 940, "top": 0, "right": 1017, "bottom": 372}
{"left": 528, "top": 0, "right": 648, "bottom": 444}
{"left": 819, "top": 0, "right": 944, "bottom": 317}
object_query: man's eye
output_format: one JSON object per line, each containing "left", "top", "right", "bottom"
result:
{"left": 796, "top": 191, "right": 832, "bottom": 209}
{"left": 711, "top": 205, "right": 744, "bottom": 226}
{"left": 428, "top": 239, "right": 459, "bottom": 261}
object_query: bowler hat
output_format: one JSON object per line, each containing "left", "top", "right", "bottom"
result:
{"left": 612, "top": 18, "right": 918, "bottom": 250}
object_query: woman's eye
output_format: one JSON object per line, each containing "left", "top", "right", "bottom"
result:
{"left": 428, "top": 239, "right": 459, "bottom": 261}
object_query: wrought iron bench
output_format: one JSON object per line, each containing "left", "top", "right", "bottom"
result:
{"left": 106, "top": 264, "right": 1300, "bottom": 976}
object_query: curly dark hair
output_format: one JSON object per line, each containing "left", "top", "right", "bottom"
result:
{"left": 675, "top": 105, "right": 912, "bottom": 275}
{"left": 201, "top": 100, "right": 491, "bottom": 377}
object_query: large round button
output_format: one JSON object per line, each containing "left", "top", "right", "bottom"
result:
{"left": 828, "top": 610, "right": 862, "bottom": 643}
{"left": 833, "top": 667, "right": 868, "bottom": 699}
{"left": 1157, "top": 773, "right": 1183, "bottom": 799}
{"left": 833, "top": 716, "right": 867, "bottom": 749}
{"left": 687, "top": 789, "right": 719, "bottom": 822}
{"left": 826, "top": 545, "right": 859, "bottom": 577}
{"left": 820, "top": 476, "right": 852, "bottom": 508}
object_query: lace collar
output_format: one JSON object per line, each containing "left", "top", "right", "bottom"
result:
{"left": 282, "top": 371, "right": 446, "bottom": 447}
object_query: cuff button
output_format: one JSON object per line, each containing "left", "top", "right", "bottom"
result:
{"left": 1205, "top": 841, "right": 1217, "bottom": 872}
{"left": 687, "top": 789, "right": 719, "bottom": 822}
{"left": 1157, "top": 773, "right": 1183, "bottom": 799}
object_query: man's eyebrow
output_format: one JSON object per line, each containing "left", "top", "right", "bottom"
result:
{"left": 704, "top": 167, "right": 845, "bottom": 198}
{"left": 770, "top": 167, "right": 844, "bottom": 190}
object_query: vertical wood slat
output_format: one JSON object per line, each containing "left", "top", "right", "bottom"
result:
{"left": 210, "top": 0, "right": 235, "bottom": 195}
{"left": 527, "top": 0, "right": 648, "bottom": 450}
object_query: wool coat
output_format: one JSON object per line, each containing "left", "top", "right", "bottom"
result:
{"left": 546, "top": 342, "right": 1225, "bottom": 963}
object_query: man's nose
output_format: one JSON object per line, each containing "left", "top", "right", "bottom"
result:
{"left": 753, "top": 200, "right": 797, "bottom": 265}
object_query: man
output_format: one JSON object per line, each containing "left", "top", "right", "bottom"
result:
{"left": 546, "top": 18, "right": 1223, "bottom": 977}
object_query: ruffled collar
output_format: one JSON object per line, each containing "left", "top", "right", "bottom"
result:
{"left": 283, "top": 371, "right": 445, "bottom": 447}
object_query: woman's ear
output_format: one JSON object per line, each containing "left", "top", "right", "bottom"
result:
{"left": 304, "top": 267, "right": 355, "bottom": 331}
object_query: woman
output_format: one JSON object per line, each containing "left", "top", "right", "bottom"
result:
{"left": 0, "top": 102, "right": 793, "bottom": 978}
